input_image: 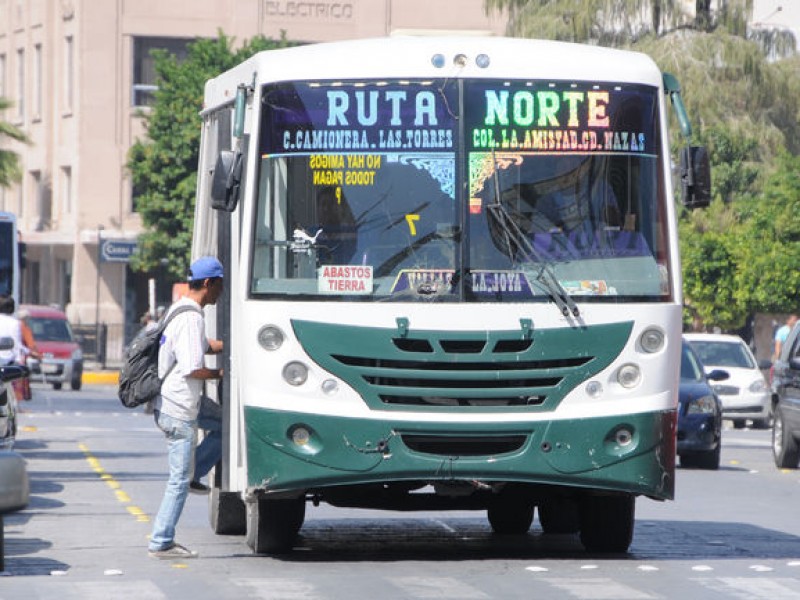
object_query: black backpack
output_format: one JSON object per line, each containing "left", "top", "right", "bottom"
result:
{"left": 118, "top": 305, "right": 201, "bottom": 408}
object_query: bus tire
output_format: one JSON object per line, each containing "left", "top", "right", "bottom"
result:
{"left": 245, "top": 497, "right": 306, "bottom": 554}
{"left": 487, "top": 496, "right": 534, "bottom": 535}
{"left": 773, "top": 405, "right": 800, "bottom": 468}
{"left": 538, "top": 498, "right": 580, "bottom": 534}
{"left": 578, "top": 494, "right": 635, "bottom": 553}
{"left": 209, "top": 488, "right": 246, "bottom": 535}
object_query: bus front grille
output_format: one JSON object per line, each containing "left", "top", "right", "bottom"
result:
{"left": 401, "top": 434, "right": 527, "bottom": 456}
{"left": 292, "top": 319, "right": 633, "bottom": 412}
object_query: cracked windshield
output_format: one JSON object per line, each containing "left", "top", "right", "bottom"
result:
{"left": 251, "top": 78, "right": 669, "bottom": 303}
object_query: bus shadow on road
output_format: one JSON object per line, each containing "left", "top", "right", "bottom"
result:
{"left": 247, "top": 516, "right": 800, "bottom": 562}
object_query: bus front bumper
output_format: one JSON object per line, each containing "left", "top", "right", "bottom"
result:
{"left": 244, "top": 407, "right": 676, "bottom": 501}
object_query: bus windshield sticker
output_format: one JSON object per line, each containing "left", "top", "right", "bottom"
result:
{"left": 318, "top": 265, "right": 374, "bottom": 295}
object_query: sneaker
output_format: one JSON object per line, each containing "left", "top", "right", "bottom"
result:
{"left": 189, "top": 480, "right": 209, "bottom": 494}
{"left": 148, "top": 543, "right": 198, "bottom": 560}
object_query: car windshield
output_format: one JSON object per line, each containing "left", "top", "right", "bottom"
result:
{"left": 28, "top": 317, "right": 74, "bottom": 343}
{"left": 680, "top": 343, "right": 704, "bottom": 382}
{"left": 689, "top": 340, "right": 755, "bottom": 369}
{"left": 250, "top": 78, "right": 668, "bottom": 303}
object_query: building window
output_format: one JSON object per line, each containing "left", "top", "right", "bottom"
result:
{"left": 132, "top": 37, "right": 192, "bottom": 107}
{"left": 0, "top": 54, "right": 6, "bottom": 100}
{"left": 16, "top": 48, "right": 24, "bottom": 122}
{"left": 33, "top": 44, "right": 42, "bottom": 120}
{"left": 63, "top": 36, "right": 74, "bottom": 113}
{"left": 61, "top": 166, "right": 72, "bottom": 215}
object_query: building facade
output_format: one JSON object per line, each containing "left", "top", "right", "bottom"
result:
{"left": 0, "top": 0, "right": 507, "bottom": 360}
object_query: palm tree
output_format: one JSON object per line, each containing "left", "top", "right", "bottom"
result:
{"left": 0, "top": 97, "right": 30, "bottom": 189}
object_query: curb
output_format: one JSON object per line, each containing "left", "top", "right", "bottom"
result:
{"left": 82, "top": 371, "right": 120, "bottom": 385}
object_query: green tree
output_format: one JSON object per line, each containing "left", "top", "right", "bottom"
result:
{"left": 0, "top": 98, "right": 30, "bottom": 188}
{"left": 734, "top": 153, "right": 800, "bottom": 314}
{"left": 128, "top": 33, "right": 291, "bottom": 280}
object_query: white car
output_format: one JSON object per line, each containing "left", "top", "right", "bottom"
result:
{"left": 685, "top": 333, "right": 771, "bottom": 429}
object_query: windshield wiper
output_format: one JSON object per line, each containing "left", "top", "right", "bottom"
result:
{"left": 486, "top": 160, "right": 580, "bottom": 318}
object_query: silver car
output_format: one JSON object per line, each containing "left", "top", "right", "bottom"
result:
{"left": 685, "top": 333, "right": 771, "bottom": 429}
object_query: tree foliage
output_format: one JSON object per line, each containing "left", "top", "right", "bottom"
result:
{"left": 128, "top": 33, "right": 291, "bottom": 279}
{"left": 0, "top": 98, "right": 30, "bottom": 189}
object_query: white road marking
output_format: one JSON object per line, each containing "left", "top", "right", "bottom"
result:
{"left": 541, "top": 577, "right": 656, "bottom": 599}
{"left": 388, "top": 576, "right": 489, "bottom": 599}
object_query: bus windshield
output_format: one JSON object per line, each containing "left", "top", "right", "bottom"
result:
{"left": 251, "top": 78, "right": 668, "bottom": 303}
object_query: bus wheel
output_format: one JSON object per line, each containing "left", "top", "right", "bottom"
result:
{"left": 538, "top": 498, "right": 580, "bottom": 534}
{"left": 487, "top": 497, "right": 534, "bottom": 535}
{"left": 245, "top": 497, "right": 306, "bottom": 554}
{"left": 578, "top": 494, "right": 635, "bottom": 553}
{"left": 209, "top": 487, "right": 246, "bottom": 535}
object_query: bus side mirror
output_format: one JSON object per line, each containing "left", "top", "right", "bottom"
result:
{"left": 680, "top": 146, "right": 711, "bottom": 209}
{"left": 210, "top": 150, "right": 243, "bottom": 212}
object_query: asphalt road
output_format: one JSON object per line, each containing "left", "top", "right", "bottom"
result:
{"left": 3, "top": 384, "right": 800, "bottom": 599}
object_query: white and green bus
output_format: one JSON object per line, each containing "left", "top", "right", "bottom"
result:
{"left": 193, "top": 36, "right": 710, "bottom": 554}
{"left": 0, "top": 212, "right": 20, "bottom": 306}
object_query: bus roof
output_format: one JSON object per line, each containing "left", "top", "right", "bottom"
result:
{"left": 203, "top": 36, "right": 663, "bottom": 111}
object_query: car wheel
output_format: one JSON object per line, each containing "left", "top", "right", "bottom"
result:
{"left": 52, "top": 382, "right": 62, "bottom": 390}
{"left": 695, "top": 444, "right": 721, "bottom": 470}
{"left": 773, "top": 405, "right": 800, "bottom": 468}
{"left": 752, "top": 418, "right": 771, "bottom": 430}
{"left": 70, "top": 377, "right": 82, "bottom": 391}
{"left": 732, "top": 419, "right": 746, "bottom": 429}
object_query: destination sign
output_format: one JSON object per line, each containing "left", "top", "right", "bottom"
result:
{"left": 261, "top": 81, "right": 458, "bottom": 155}
{"left": 464, "top": 80, "right": 658, "bottom": 155}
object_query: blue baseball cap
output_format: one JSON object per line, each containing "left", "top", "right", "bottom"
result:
{"left": 188, "top": 256, "right": 224, "bottom": 282}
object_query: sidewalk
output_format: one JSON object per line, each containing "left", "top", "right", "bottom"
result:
{"left": 81, "top": 361, "right": 120, "bottom": 386}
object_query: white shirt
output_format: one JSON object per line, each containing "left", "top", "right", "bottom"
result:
{"left": 0, "top": 314, "right": 23, "bottom": 364}
{"left": 155, "top": 297, "right": 206, "bottom": 421}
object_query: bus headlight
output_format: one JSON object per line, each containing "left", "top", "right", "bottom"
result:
{"left": 258, "top": 325, "right": 284, "bottom": 351}
{"left": 617, "top": 364, "right": 641, "bottom": 388}
{"left": 282, "top": 361, "right": 308, "bottom": 386}
{"left": 639, "top": 328, "right": 665, "bottom": 353}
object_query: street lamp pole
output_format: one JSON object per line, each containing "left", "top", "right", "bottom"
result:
{"left": 95, "top": 224, "right": 104, "bottom": 362}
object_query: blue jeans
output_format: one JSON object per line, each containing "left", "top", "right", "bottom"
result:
{"left": 195, "top": 395, "right": 222, "bottom": 481}
{"left": 149, "top": 411, "right": 196, "bottom": 551}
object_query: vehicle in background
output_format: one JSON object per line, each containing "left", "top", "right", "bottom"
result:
{"left": 19, "top": 305, "right": 83, "bottom": 391}
{"left": 0, "top": 449, "right": 28, "bottom": 570}
{"left": 0, "top": 337, "right": 30, "bottom": 449}
{"left": 769, "top": 321, "right": 800, "bottom": 468}
{"left": 0, "top": 212, "right": 20, "bottom": 306}
{"left": 677, "top": 339, "right": 727, "bottom": 470}
{"left": 685, "top": 332, "right": 771, "bottom": 429}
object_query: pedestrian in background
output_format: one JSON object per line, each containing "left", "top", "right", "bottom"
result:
{"left": 773, "top": 314, "right": 799, "bottom": 361}
{"left": 148, "top": 256, "right": 224, "bottom": 560}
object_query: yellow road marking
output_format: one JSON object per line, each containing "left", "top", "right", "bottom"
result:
{"left": 78, "top": 442, "right": 149, "bottom": 525}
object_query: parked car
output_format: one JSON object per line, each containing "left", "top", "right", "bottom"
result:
{"left": 0, "top": 449, "right": 29, "bottom": 570}
{"left": 769, "top": 321, "right": 800, "bottom": 468}
{"left": 677, "top": 339, "right": 728, "bottom": 470}
{"left": 19, "top": 304, "right": 83, "bottom": 391}
{"left": 684, "top": 332, "right": 771, "bottom": 429}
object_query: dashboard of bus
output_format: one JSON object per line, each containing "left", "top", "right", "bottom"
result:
{"left": 249, "top": 77, "right": 671, "bottom": 303}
